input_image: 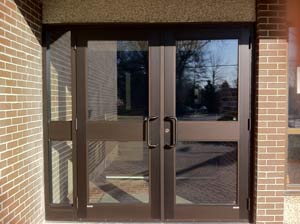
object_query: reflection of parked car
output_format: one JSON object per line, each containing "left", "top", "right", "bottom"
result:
{"left": 184, "top": 106, "right": 194, "bottom": 114}
{"left": 199, "top": 106, "right": 208, "bottom": 113}
{"left": 218, "top": 115, "right": 234, "bottom": 121}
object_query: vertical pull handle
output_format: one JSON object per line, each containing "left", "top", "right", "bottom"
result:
{"left": 164, "top": 116, "right": 177, "bottom": 149}
{"left": 145, "top": 116, "right": 159, "bottom": 148}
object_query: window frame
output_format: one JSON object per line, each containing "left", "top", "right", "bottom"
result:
{"left": 42, "top": 24, "right": 254, "bottom": 222}
{"left": 286, "top": 26, "right": 300, "bottom": 191}
{"left": 43, "top": 26, "right": 77, "bottom": 220}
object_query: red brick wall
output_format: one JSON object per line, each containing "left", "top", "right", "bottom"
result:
{"left": 0, "top": 0, "right": 44, "bottom": 223}
{"left": 255, "top": 0, "right": 288, "bottom": 223}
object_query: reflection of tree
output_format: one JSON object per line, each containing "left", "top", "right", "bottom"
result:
{"left": 177, "top": 40, "right": 238, "bottom": 120}
{"left": 117, "top": 41, "right": 148, "bottom": 116}
{"left": 208, "top": 53, "right": 223, "bottom": 86}
{"left": 176, "top": 41, "right": 210, "bottom": 115}
{"left": 201, "top": 80, "right": 219, "bottom": 114}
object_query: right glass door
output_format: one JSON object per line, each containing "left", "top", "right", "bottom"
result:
{"left": 164, "top": 27, "right": 251, "bottom": 221}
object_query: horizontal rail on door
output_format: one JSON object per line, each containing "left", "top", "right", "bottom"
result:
{"left": 86, "top": 121, "right": 144, "bottom": 141}
{"left": 178, "top": 121, "right": 239, "bottom": 141}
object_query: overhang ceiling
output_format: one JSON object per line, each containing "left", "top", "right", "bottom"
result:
{"left": 42, "top": 0, "right": 256, "bottom": 24}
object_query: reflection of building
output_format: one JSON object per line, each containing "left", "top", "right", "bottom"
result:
{"left": 49, "top": 32, "right": 73, "bottom": 204}
{"left": 219, "top": 82, "right": 238, "bottom": 120}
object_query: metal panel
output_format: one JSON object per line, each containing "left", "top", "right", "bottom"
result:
{"left": 48, "top": 121, "right": 72, "bottom": 140}
{"left": 71, "top": 32, "right": 78, "bottom": 219}
{"left": 43, "top": 30, "right": 51, "bottom": 213}
{"left": 163, "top": 31, "right": 176, "bottom": 219}
{"left": 86, "top": 204, "right": 151, "bottom": 220}
{"left": 237, "top": 27, "right": 252, "bottom": 220}
{"left": 174, "top": 205, "right": 240, "bottom": 221}
{"left": 86, "top": 121, "right": 144, "bottom": 141}
{"left": 149, "top": 34, "right": 162, "bottom": 219}
{"left": 178, "top": 121, "right": 239, "bottom": 141}
{"left": 76, "top": 43, "right": 88, "bottom": 218}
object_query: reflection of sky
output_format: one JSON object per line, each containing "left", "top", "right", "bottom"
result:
{"left": 289, "top": 27, "right": 297, "bottom": 87}
{"left": 205, "top": 40, "right": 238, "bottom": 87}
{"left": 183, "top": 40, "right": 238, "bottom": 88}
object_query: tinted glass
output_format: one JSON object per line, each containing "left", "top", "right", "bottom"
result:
{"left": 50, "top": 141, "right": 73, "bottom": 204}
{"left": 176, "top": 142, "right": 237, "bottom": 205}
{"left": 49, "top": 31, "right": 72, "bottom": 121}
{"left": 176, "top": 40, "right": 238, "bottom": 121}
{"left": 87, "top": 41, "right": 148, "bottom": 121}
{"left": 287, "top": 135, "right": 300, "bottom": 185}
{"left": 288, "top": 28, "right": 300, "bottom": 128}
{"left": 88, "top": 141, "right": 149, "bottom": 204}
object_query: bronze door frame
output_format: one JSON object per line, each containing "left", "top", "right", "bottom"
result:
{"left": 43, "top": 25, "right": 252, "bottom": 222}
{"left": 163, "top": 27, "right": 252, "bottom": 221}
{"left": 76, "top": 29, "right": 162, "bottom": 221}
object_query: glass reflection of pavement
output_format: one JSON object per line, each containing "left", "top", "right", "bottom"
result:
{"left": 89, "top": 142, "right": 237, "bottom": 205}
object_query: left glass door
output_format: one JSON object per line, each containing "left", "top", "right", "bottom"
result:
{"left": 76, "top": 30, "right": 161, "bottom": 221}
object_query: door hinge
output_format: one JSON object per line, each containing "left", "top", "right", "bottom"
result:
{"left": 74, "top": 45, "right": 77, "bottom": 50}
{"left": 76, "top": 197, "right": 79, "bottom": 209}
{"left": 75, "top": 117, "right": 78, "bottom": 131}
{"left": 247, "top": 198, "right": 251, "bottom": 211}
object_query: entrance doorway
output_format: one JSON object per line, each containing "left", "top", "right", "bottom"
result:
{"left": 75, "top": 26, "right": 252, "bottom": 222}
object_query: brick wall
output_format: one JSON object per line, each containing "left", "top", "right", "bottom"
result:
{"left": 255, "top": 0, "right": 288, "bottom": 223}
{"left": 0, "top": 0, "right": 44, "bottom": 223}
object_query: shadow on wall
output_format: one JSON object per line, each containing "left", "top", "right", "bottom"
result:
{"left": 14, "top": 0, "right": 42, "bottom": 45}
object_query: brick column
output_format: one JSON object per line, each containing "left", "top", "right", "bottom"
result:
{"left": 0, "top": 0, "right": 44, "bottom": 223}
{"left": 255, "top": 0, "right": 288, "bottom": 223}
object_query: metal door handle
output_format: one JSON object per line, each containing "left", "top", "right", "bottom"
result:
{"left": 145, "top": 116, "right": 159, "bottom": 149}
{"left": 164, "top": 116, "right": 177, "bottom": 149}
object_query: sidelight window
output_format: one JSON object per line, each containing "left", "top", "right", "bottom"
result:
{"left": 287, "top": 27, "right": 300, "bottom": 187}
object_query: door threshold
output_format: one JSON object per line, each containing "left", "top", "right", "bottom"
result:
{"left": 46, "top": 222, "right": 251, "bottom": 224}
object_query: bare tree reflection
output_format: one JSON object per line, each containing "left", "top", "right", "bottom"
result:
{"left": 176, "top": 40, "right": 238, "bottom": 121}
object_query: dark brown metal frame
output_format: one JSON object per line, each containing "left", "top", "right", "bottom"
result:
{"left": 43, "top": 24, "right": 252, "bottom": 222}
{"left": 42, "top": 27, "right": 77, "bottom": 221}
{"left": 163, "top": 26, "right": 252, "bottom": 222}
{"left": 75, "top": 29, "right": 162, "bottom": 221}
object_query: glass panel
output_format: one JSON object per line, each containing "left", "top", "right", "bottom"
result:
{"left": 288, "top": 27, "right": 300, "bottom": 128}
{"left": 50, "top": 141, "right": 73, "bottom": 204}
{"left": 287, "top": 135, "right": 300, "bottom": 185}
{"left": 176, "top": 142, "right": 237, "bottom": 205}
{"left": 88, "top": 141, "right": 149, "bottom": 204}
{"left": 87, "top": 41, "right": 148, "bottom": 121}
{"left": 176, "top": 40, "right": 239, "bottom": 121}
{"left": 49, "top": 31, "right": 72, "bottom": 121}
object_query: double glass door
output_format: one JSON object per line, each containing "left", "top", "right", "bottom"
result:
{"left": 76, "top": 27, "right": 251, "bottom": 222}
